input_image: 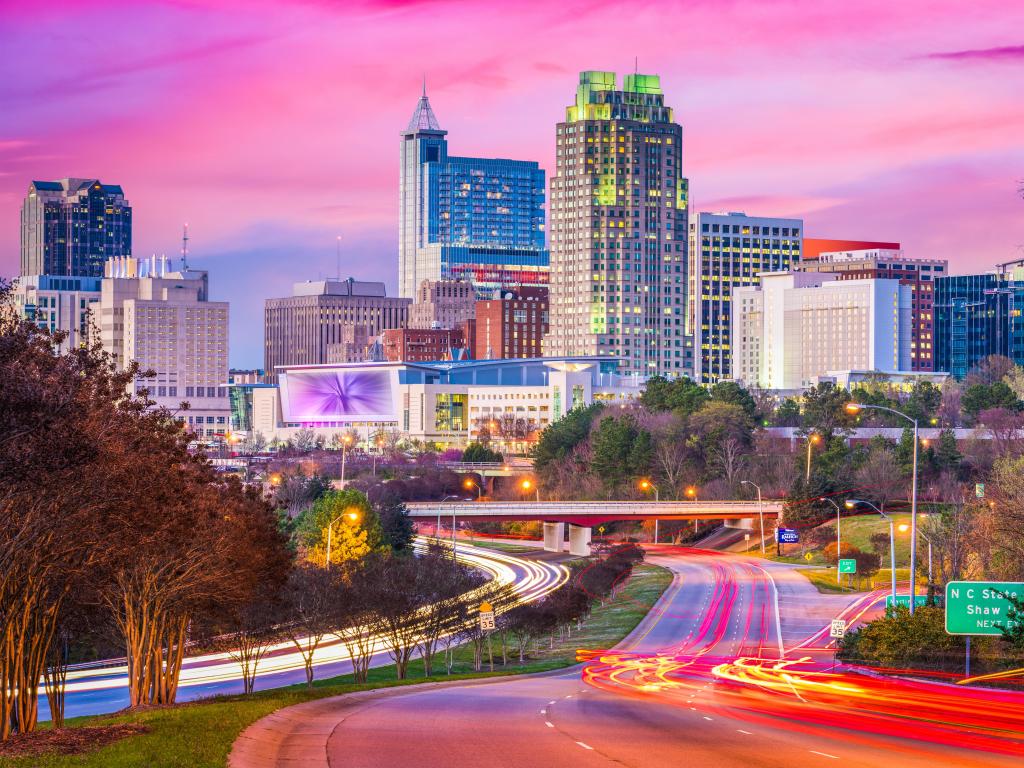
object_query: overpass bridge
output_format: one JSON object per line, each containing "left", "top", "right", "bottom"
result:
{"left": 406, "top": 499, "right": 783, "bottom": 556}
{"left": 439, "top": 460, "right": 532, "bottom": 478}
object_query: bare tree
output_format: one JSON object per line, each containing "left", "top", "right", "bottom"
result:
{"left": 283, "top": 567, "right": 338, "bottom": 689}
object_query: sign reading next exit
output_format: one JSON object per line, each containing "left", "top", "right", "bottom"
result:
{"left": 945, "top": 581, "right": 1023, "bottom": 636}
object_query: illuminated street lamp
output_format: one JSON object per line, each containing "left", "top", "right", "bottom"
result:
{"left": 340, "top": 433, "right": 354, "bottom": 488}
{"left": 685, "top": 485, "right": 699, "bottom": 534}
{"left": 805, "top": 432, "right": 822, "bottom": 482}
{"left": 639, "top": 479, "right": 659, "bottom": 544}
{"left": 373, "top": 435, "right": 385, "bottom": 476}
{"left": 520, "top": 478, "right": 540, "bottom": 502}
{"left": 846, "top": 401, "right": 920, "bottom": 614}
{"left": 819, "top": 497, "right": 843, "bottom": 582}
{"left": 847, "top": 499, "right": 896, "bottom": 606}
{"left": 325, "top": 509, "right": 361, "bottom": 569}
{"left": 463, "top": 476, "right": 483, "bottom": 499}
{"left": 899, "top": 523, "right": 932, "bottom": 586}
{"left": 269, "top": 473, "right": 282, "bottom": 487}
{"left": 741, "top": 480, "right": 766, "bottom": 555}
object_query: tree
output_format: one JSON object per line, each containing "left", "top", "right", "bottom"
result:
{"left": 241, "top": 431, "right": 267, "bottom": 454}
{"left": 283, "top": 566, "right": 337, "bottom": 689}
{"left": 462, "top": 442, "right": 503, "bottom": 463}
{"left": 225, "top": 598, "right": 282, "bottom": 695}
{"left": 532, "top": 403, "right": 602, "bottom": 479}
{"left": 855, "top": 444, "right": 904, "bottom": 512}
{"left": 640, "top": 375, "right": 709, "bottom": 417}
{"left": 293, "top": 427, "right": 320, "bottom": 452}
{"left": 934, "top": 429, "right": 962, "bottom": 474}
{"left": 773, "top": 397, "right": 802, "bottom": 427}
{"left": 709, "top": 381, "right": 758, "bottom": 423}
{"left": 589, "top": 414, "right": 653, "bottom": 492}
{"left": 374, "top": 488, "right": 416, "bottom": 553}
{"left": 800, "top": 382, "right": 854, "bottom": 436}
{"left": 295, "top": 489, "right": 383, "bottom": 565}
{"left": 961, "top": 382, "right": 1021, "bottom": 422}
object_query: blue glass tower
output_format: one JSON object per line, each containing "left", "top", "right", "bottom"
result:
{"left": 399, "top": 90, "right": 548, "bottom": 298}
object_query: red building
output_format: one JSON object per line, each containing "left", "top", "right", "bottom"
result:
{"left": 381, "top": 327, "right": 468, "bottom": 362}
{"left": 474, "top": 286, "right": 548, "bottom": 360}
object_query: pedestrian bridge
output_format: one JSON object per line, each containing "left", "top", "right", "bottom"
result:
{"left": 406, "top": 500, "right": 783, "bottom": 556}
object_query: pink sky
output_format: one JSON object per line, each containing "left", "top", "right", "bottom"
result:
{"left": 2, "top": 0, "right": 1023, "bottom": 366}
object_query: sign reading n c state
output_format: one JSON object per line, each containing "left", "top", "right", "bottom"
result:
{"left": 945, "top": 581, "right": 1023, "bottom": 636}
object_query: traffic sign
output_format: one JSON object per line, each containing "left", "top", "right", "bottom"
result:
{"left": 885, "top": 594, "right": 929, "bottom": 609}
{"left": 975, "top": 483, "right": 985, "bottom": 499}
{"left": 803, "top": 552, "right": 813, "bottom": 562}
{"left": 777, "top": 528, "right": 799, "bottom": 544}
{"left": 945, "top": 581, "right": 1023, "bottom": 636}
{"left": 479, "top": 601, "right": 495, "bottom": 632}
{"left": 830, "top": 619, "right": 847, "bottom": 639}
{"left": 838, "top": 558, "right": 856, "bottom": 574}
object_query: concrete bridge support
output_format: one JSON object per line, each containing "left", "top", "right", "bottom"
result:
{"left": 543, "top": 522, "right": 565, "bottom": 553}
{"left": 568, "top": 524, "right": 592, "bottom": 557}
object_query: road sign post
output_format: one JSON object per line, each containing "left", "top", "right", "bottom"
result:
{"left": 829, "top": 619, "right": 847, "bottom": 671}
{"left": 776, "top": 528, "right": 798, "bottom": 556}
{"left": 838, "top": 558, "right": 856, "bottom": 588}
{"left": 479, "top": 601, "right": 496, "bottom": 632}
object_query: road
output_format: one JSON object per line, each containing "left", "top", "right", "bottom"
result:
{"left": 322, "top": 548, "right": 1023, "bottom": 767}
{"left": 43, "top": 541, "right": 568, "bottom": 720}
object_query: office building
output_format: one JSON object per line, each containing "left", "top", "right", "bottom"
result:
{"left": 264, "top": 278, "right": 410, "bottom": 382}
{"left": 935, "top": 262, "right": 1024, "bottom": 378}
{"left": 21, "top": 179, "right": 131, "bottom": 277}
{"left": 474, "top": 286, "right": 548, "bottom": 360}
{"left": 98, "top": 256, "right": 230, "bottom": 439}
{"left": 399, "top": 90, "right": 548, "bottom": 298}
{"left": 408, "top": 279, "right": 476, "bottom": 329}
{"left": 802, "top": 238, "right": 899, "bottom": 261}
{"left": 797, "top": 248, "right": 945, "bottom": 371}
{"left": 11, "top": 274, "right": 101, "bottom": 353}
{"left": 689, "top": 211, "right": 803, "bottom": 383}
{"left": 732, "top": 272, "right": 912, "bottom": 391}
{"left": 545, "top": 71, "right": 689, "bottom": 377}
{"left": 381, "top": 327, "right": 469, "bottom": 362}
{"left": 252, "top": 356, "right": 640, "bottom": 452}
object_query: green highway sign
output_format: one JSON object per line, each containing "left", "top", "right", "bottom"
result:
{"left": 885, "top": 595, "right": 929, "bottom": 609}
{"left": 838, "top": 559, "right": 856, "bottom": 574}
{"left": 945, "top": 581, "right": 1023, "bottom": 636}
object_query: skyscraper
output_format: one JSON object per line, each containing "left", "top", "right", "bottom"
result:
{"left": 545, "top": 71, "right": 689, "bottom": 378}
{"left": 689, "top": 211, "right": 803, "bottom": 383}
{"left": 398, "top": 89, "right": 548, "bottom": 298}
{"left": 20, "top": 178, "right": 132, "bottom": 277}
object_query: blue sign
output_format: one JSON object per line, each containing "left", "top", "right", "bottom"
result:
{"left": 777, "top": 528, "right": 799, "bottom": 544}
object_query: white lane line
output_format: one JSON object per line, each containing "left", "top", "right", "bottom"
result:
{"left": 540, "top": 709, "right": 546, "bottom": 714}
{"left": 576, "top": 742, "right": 594, "bottom": 750}
{"left": 548, "top": 700, "right": 556, "bottom": 705}
{"left": 809, "top": 750, "right": 839, "bottom": 759}
{"left": 565, "top": 694, "right": 573, "bottom": 698}
{"left": 737, "top": 729, "right": 753, "bottom": 735}
{"left": 545, "top": 721, "right": 554, "bottom": 728}
{"left": 703, "top": 716, "right": 713, "bottom": 721}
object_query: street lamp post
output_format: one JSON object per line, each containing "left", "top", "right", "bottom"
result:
{"left": 520, "top": 478, "right": 540, "bottom": 502}
{"left": 639, "top": 479, "right": 659, "bottom": 543}
{"left": 324, "top": 510, "right": 361, "bottom": 569}
{"left": 339, "top": 433, "right": 354, "bottom": 488}
{"left": 900, "top": 524, "right": 933, "bottom": 586}
{"left": 741, "top": 480, "right": 766, "bottom": 555}
{"left": 439, "top": 494, "right": 460, "bottom": 540}
{"left": 819, "top": 497, "right": 843, "bottom": 583}
{"left": 847, "top": 499, "right": 897, "bottom": 607}
{"left": 847, "top": 402, "right": 920, "bottom": 614}
{"left": 805, "top": 433, "right": 821, "bottom": 482}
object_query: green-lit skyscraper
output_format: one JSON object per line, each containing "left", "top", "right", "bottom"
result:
{"left": 544, "top": 71, "right": 690, "bottom": 377}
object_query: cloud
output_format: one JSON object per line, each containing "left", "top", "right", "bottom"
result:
{"left": 921, "top": 44, "right": 1024, "bottom": 62}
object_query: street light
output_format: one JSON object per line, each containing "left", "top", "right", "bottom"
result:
{"left": 741, "top": 480, "right": 766, "bottom": 555}
{"left": 847, "top": 499, "right": 897, "bottom": 607}
{"left": 685, "top": 485, "right": 699, "bottom": 534}
{"left": 269, "top": 473, "right": 282, "bottom": 487}
{"left": 846, "top": 401, "right": 920, "bottom": 614}
{"left": 805, "top": 433, "right": 822, "bottom": 481}
{"left": 639, "top": 479, "right": 660, "bottom": 544}
{"left": 520, "top": 478, "right": 540, "bottom": 502}
{"left": 324, "top": 509, "right": 361, "bottom": 569}
{"left": 372, "top": 435, "right": 385, "bottom": 476}
{"left": 463, "top": 477, "right": 483, "bottom": 499}
{"left": 340, "top": 433, "right": 354, "bottom": 488}
{"left": 900, "top": 523, "right": 933, "bottom": 586}
{"left": 819, "top": 497, "right": 843, "bottom": 582}
{"left": 440, "top": 494, "right": 461, "bottom": 561}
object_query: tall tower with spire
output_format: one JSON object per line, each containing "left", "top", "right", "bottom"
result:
{"left": 398, "top": 87, "right": 548, "bottom": 301}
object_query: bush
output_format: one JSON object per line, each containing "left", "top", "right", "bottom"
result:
{"left": 462, "top": 442, "right": 503, "bottom": 463}
{"left": 840, "top": 606, "right": 966, "bottom": 672}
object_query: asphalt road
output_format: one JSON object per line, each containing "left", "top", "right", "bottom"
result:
{"left": 324, "top": 549, "right": 1023, "bottom": 767}
{"left": 43, "top": 541, "right": 568, "bottom": 720}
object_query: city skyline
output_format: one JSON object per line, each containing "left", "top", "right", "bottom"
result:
{"left": 2, "top": 0, "right": 1023, "bottom": 366}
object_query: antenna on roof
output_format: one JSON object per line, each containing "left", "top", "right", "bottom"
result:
{"left": 181, "top": 223, "right": 190, "bottom": 270}
{"left": 422, "top": 74, "right": 427, "bottom": 98}
{"left": 634, "top": 56, "right": 638, "bottom": 74}
{"left": 336, "top": 235, "right": 342, "bottom": 280}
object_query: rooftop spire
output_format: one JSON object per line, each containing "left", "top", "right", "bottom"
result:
{"left": 406, "top": 84, "right": 442, "bottom": 133}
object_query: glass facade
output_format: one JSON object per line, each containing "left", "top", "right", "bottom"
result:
{"left": 399, "top": 94, "right": 548, "bottom": 298}
{"left": 934, "top": 269, "right": 1024, "bottom": 378}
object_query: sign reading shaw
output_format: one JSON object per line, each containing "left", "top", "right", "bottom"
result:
{"left": 944, "top": 581, "right": 1023, "bottom": 636}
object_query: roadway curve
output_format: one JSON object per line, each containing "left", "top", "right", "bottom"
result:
{"left": 315, "top": 549, "right": 1022, "bottom": 767}
{"left": 44, "top": 541, "right": 568, "bottom": 720}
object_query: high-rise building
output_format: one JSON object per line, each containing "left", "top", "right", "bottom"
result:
{"left": 689, "top": 211, "right": 803, "bottom": 383}
{"left": 98, "top": 256, "right": 230, "bottom": 439}
{"left": 399, "top": 90, "right": 548, "bottom": 298}
{"left": 732, "top": 272, "right": 912, "bottom": 391}
{"left": 545, "top": 71, "right": 689, "bottom": 377}
{"left": 20, "top": 179, "right": 132, "bottom": 277}
{"left": 797, "top": 248, "right": 946, "bottom": 371}
{"left": 11, "top": 274, "right": 101, "bottom": 353}
{"left": 935, "top": 262, "right": 1024, "bottom": 378}
{"left": 408, "top": 279, "right": 476, "bottom": 329}
{"left": 474, "top": 286, "right": 548, "bottom": 360}
{"left": 264, "top": 278, "right": 410, "bottom": 382}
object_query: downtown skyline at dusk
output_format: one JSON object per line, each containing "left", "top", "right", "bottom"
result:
{"left": 3, "top": 0, "right": 1024, "bottom": 365}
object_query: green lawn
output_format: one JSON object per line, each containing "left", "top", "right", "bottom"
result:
{"left": 798, "top": 566, "right": 915, "bottom": 594}
{"left": 463, "top": 540, "right": 539, "bottom": 554}
{"left": 0, "top": 563, "right": 671, "bottom": 768}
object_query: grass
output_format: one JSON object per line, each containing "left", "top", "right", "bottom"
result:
{"left": 798, "top": 566, "right": 915, "bottom": 595}
{"left": 463, "top": 540, "right": 538, "bottom": 554}
{"left": 0, "top": 563, "right": 672, "bottom": 768}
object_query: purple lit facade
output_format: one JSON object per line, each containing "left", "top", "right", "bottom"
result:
{"left": 279, "top": 369, "right": 395, "bottom": 423}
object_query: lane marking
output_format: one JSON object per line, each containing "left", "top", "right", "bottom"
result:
{"left": 809, "top": 750, "right": 839, "bottom": 759}
{"left": 737, "top": 729, "right": 753, "bottom": 735}
{"left": 540, "top": 709, "right": 546, "bottom": 714}
{"left": 548, "top": 700, "right": 556, "bottom": 705}
{"left": 703, "top": 716, "right": 713, "bottom": 721}
{"left": 565, "top": 694, "right": 573, "bottom": 698}
{"left": 545, "top": 721, "right": 554, "bottom": 728}
{"left": 576, "top": 741, "right": 594, "bottom": 750}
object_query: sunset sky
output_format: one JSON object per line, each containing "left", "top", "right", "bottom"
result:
{"left": 2, "top": 0, "right": 1022, "bottom": 366}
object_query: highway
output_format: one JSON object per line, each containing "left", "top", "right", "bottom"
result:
{"left": 42, "top": 541, "right": 569, "bottom": 721}
{"left": 322, "top": 548, "right": 1023, "bottom": 767}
